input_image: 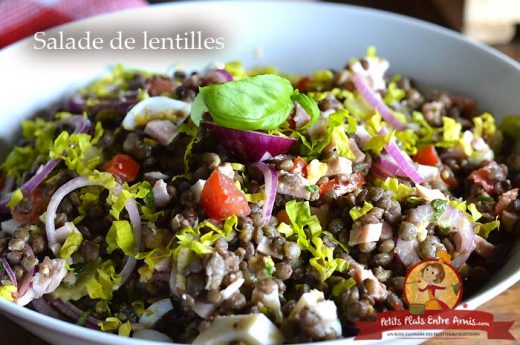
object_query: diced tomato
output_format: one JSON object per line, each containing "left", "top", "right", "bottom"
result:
{"left": 319, "top": 173, "right": 365, "bottom": 196}
{"left": 276, "top": 209, "right": 290, "bottom": 224}
{"left": 200, "top": 170, "right": 251, "bottom": 220}
{"left": 104, "top": 154, "right": 140, "bottom": 182}
{"left": 289, "top": 156, "right": 308, "bottom": 177}
{"left": 295, "top": 76, "right": 311, "bottom": 93}
{"left": 12, "top": 188, "right": 46, "bottom": 223}
{"left": 412, "top": 145, "right": 440, "bottom": 166}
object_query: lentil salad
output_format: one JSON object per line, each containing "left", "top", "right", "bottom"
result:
{"left": 0, "top": 48, "right": 518, "bottom": 344}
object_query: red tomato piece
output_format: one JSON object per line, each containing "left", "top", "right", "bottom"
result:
{"left": 319, "top": 173, "right": 365, "bottom": 196}
{"left": 200, "top": 170, "right": 251, "bottom": 220}
{"left": 289, "top": 156, "right": 308, "bottom": 177}
{"left": 412, "top": 145, "right": 440, "bottom": 166}
{"left": 105, "top": 154, "right": 140, "bottom": 182}
{"left": 12, "top": 188, "right": 46, "bottom": 223}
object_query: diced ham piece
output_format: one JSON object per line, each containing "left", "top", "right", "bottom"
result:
{"left": 325, "top": 156, "right": 352, "bottom": 176}
{"left": 473, "top": 235, "right": 496, "bottom": 259}
{"left": 349, "top": 138, "right": 365, "bottom": 162}
{"left": 277, "top": 172, "right": 311, "bottom": 200}
{"left": 348, "top": 223, "right": 382, "bottom": 246}
{"left": 346, "top": 256, "right": 388, "bottom": 301}
{"left": 495, "top": 188, "right": 518, "bottom": 216}
{"left": 292, "top": 103, "right": 311, "bottom": 129}
{"left": 144, "top": 120, "right": 179, "bottom": 146}
{"left": 153, "top": 180, "right": 171, "bottom": 208}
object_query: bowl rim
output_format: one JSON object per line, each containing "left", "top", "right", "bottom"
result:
{"left": 0, "top": 1, "right": 519, "bottom": 345}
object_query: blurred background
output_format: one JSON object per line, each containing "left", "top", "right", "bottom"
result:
{"left": 0, "top": 0, "right": 519, "bottom": 344}
{"left": 1, "top": 0, "right": 519, "bottom": 59}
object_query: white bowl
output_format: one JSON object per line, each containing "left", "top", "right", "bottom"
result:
{"left": 0, "top": 1, "right": 518, "bottom": 345}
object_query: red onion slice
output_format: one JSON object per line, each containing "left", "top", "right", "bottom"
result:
{"left": 380, "top": 128, "right": 424, "bottom": 185}
{"left": 1, "top": 257, "right": 17, "bottom": 288}
{"left": 31, "top": 298, "right": 63, "bottom": 320}
{"left": 395, "top": 238, "right": 421, "bottom": 267}
{"left": 205, "top": 122, "right": 296, "bottom": 162}
{"left": 250, "top": 162, "right": 278, "bottom": 226}
{"left": 352, "top": 74, "right": 407, "bottom": 130}
{"left": 45, "top": 175, "right": 142, "bottom": 287}
{"left": 0, "top": 115, "right": 92, "bottom": 211}
{"left": 437, "top": 206, "right": 475, "bottom": 268}
{"left": 46, "top": 297, "right": 100, "bottom": 329}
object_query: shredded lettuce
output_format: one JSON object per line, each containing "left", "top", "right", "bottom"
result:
{"left": 0, "top": 285, "right": 16, "bottom": 301}
{"left": 53, "top": 259, "right": 120, "bottom": 301}
{"left": 294, "top": 109, "right": 355, "bottom": 158}
{"left": 22, "top": 118, "right": 56, "bottom": 155}
{"left": 73, "top": 186, "right": 104, "bottom": 224}
{"left": 224, "top": 61, "right": 247, "bottom": 79}
{"left": 1, "top": 146, "right": 37, "bottom": 178}
{"left": 363, "top": 129, "right": 395, "bottom": 154}
{"left": 173, "top": 215, "right": 238, "bottom": 257}
{"left": 7, "top": 189, "right": 23, "bottom": 209}
{"left": 106, "top": 220, "right": 136, "bottom": 256}
{"left": 49, "top": 130, "right": 103, "bottom": 175}
{"left": 473, "top": 113, "right": 496, "bottom": 138}
{"left": 99, "top": 317, "right": 132, "bottom": 336}
{"left": 478, "top": 218, "right": 500, "bottom": 239}
{"left": 383, "top": 81, "right": 405, "bottom": 105}
{"left": 332, "top": 277, "right": 356, "bottom": 297}
{"left": 85, "top": 260, "right": 121, "bottom": 300}
{"left": 60, "top": 228, "right": 83, "bottom": 259}
{"left": 467, "top": 203, "right": 482, "bottom": 222}
{"left": 284, "top": 200, "right": 348, "bottom": 281}
{"left": 395, "top": 129, "right": 419, "bottom": 155}
{"left": 82, "top": 64, "right": 148, "bottom": 98}
{"left": 349, "top": 202, "right": 374, "bottom": 221}
{"left": 378, "top": 177, "right": 413, "bottom": 202}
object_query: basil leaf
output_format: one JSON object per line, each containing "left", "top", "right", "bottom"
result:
{"left": 192, "top": 74, "right": 294, "bottom": 130}
{"left": 291, "top": 92, "right": 320, "bottom": 129}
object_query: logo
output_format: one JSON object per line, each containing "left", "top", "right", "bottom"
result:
{"left": 404, "top": 256, "right": 462, "bottom": 313}
{"left": 355, "top": 251, "right": 515, "bottom": 340}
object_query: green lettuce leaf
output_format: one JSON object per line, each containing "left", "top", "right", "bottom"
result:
{"left": 60, "top": 228, "right": 83, "bottom": 259}
{"left": 349, "top": 202, "right": 374, "bottom": 221}
{"left": 1, "top": 146, "right": 37, "bottom": 178}
{"left": 106, "top": 220, "right": 136, "bottom": 256}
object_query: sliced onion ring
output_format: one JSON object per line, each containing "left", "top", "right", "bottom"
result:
{"left": 437, "top": 206, "right": 475, "bottom": 268}
{"left": 0, "top": 115, "right": 92, "bottom": 211}
{"left": 352, "top": 74, "right": 407, "bottom": 130}
{"left": 250, "top": 162, "right": 278, "bottom": 226}
{"left": 45, "top": 175, "right": 142, "bottom": 287}
{"left": 204, "top": 122, "right": 296, "bottom": 162}
{"left": 380, "top": 128, "right": 424, "bottom": 185}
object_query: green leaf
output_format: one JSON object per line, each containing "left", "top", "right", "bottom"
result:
{"left": 1, "top": 146, "right": 37, "bottom": 178}
{"left": 49, "top": 129, "right": 104, "bottom": 176}
{"left": 349, "top": 202, "right": 374, "bottom": 221}
{"left": 442, "top": 116, "right": 462, "bottom": 143}
{"left": 60, "top": 228, "right": 83, "bottom": 259}
{"left": 383, "top": 81, "right": 405, "bottom": 105}
{"left": 467, "top": 203, "right": 482, "bottom": 222}
{"left": 290, "top": 92, "right": 320, "bottom": 128}
{"left": 363, "top": 129, "right": 395, "bottom": 154}
{"left": 478, "top": 218, "right": 500, "bottom": 239}
{"left": 379, "top": 177, "right": 413, "bottom": 202}
{"left": 332, "top": 277, "right": 356, "bottom": 297}
{"left": 473, "top": 113, "right": 496, "bottom": 138}
{"left": 431, "top": 199, "right": 448, "bottom": 221}
{"left": 86, "top": 260, "right": 121, "bottom": 300}
{"left": 193, "top": 74, "right": 294, "bottom": 130}
{"left": 0, "top": 285, "right": 16, "bottom": 301}
{"left": 106, "top": 220, "right": 136, "bottom": 256}
{"left": 7, "top": 189, "right": 23, "bottom": 209}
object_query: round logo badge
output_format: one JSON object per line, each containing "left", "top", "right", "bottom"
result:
{"left": 404, "top": 258, "right": 463, "bottom": 313}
